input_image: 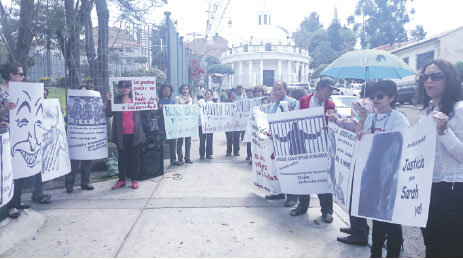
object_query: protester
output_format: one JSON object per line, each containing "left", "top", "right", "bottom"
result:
{"left": 245, "top": 89, "right": 254, "bottom": 161}
{"left": 264, "top": 80, "right": 298, "bottom": 207}
{"left": 106, "top": 80, "right": 145, "bottom": 190}
{"left": 236, "top": 85, "right": 245, "bottom": 100}
{"left": 356, "top": 80, "right": 410, "bottom": 258}
{"left": 64, "top": 85, "right": 95, "bottom": 193}
{"left": 253, "top": 85, "right": 264, "bottom": 97}
{"left": 212, "top": 87, "right": 219, "bottom": 103}
{"left": 197, "top": 89, "right": 214, "bottom": 159}
{"left": 328, "top": 82, "right": 375, "bottom": 246}
{"left": 225, "top": 88, "right": 240, "bottom": 156}
{"left": 290, "top": 77, "right": 337, "bottom": 223}
{"left": 158, "top": 84, "right": 182, "bottom": 166}
{"left": 417, "top": 59, "right": 463, "bottom": 258}
{"left": 175, "top": 84, "right": 194, "bottom": 164}
{"left": 289, "top": 87, "right": 306, "bottom": 101}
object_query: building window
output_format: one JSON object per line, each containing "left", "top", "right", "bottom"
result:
{"left": 125, "top": 47, "right": 133, "bottom": 53}
{"left": 416, "top": 51, "right": 434, "bottom": 70}
{"left": 244, "top": 44, "right": 248, "bottom": 52}
{"left": 259, "top": 15, "right": 261, "bottom": 25}
{"left": 264, "top": 15, "right": 267, "bottom": 25}
{"left": 403, "top": 57, "right": 409, "bottom": 65}
{"left": 265, "top": 43, "right": 272, "bottom": 51}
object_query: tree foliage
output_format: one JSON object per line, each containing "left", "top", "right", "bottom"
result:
{"left": 123, "top": 67, "right": 167, "bottom": 85}
{"left": 410, "top": 25, "right": 427, "bottom": 41}
{"left": 311, "top": 64, "right": 329, "bottom": 79}
{"left": 207, "top": 64, "right": 234, "bottom": 75}
{"left": 205, "top": 55, "right": 220, "bottom": 67}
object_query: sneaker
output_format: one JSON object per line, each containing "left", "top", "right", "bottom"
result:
{"left": 322, "top": 213, "right": 333, "bottom": 223}
{"left": 111, "top": 181, "right": 126, "bottom": 190}
{"left": 234, "top": 153, "right": 240, "bottom": 156}
{"left": 131, "top": 180, "right": 139, "bottom": 189}
{"left": 337, "top": 235, "right": 368, "bottom": 246}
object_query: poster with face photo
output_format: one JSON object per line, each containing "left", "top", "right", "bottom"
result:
{"left": 0, "top": 133, "right": 14, "bottom": 207}
{"left": 67, "top": 89, "right": 108, "bottom": 160}
{"left": 109, "top": 77, "right": 157, "bottom": 111}
{"left": 41, "top": 99, "right": 71, "bottom": 181}
{"left": 9, "top": 82, "right": 44, "bottom": 179}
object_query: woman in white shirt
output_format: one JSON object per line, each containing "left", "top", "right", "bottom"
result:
{"left": 197, "top": 89, "right": 214, "bottom": 159}
{"left": 175, "top": 84, "right": 194, "bottom": 164}
{"left": 357, "top": 80, "right": 410, "bottom": 258}
{"left": 417, "top": 59, "right": 463, "bottom": 258}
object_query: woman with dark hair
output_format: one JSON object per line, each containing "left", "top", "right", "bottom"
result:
{"left": 197, "top": 89, "right": 214, "bottom": 159}
{"left": 417, "top": 59, "right": 463, "bottom": 258}
{"left": 225, "top": 88, "right": 240, "bottom": 156}
{"left": 106, "top": 80, "right": 145, "bottom": 190}
{"left": 357, "top": 80, "right": 410, "bottom": 258}
{"left": 175, "top": 84, "right": 193, "bottom": 164}
{"left": 158, "top": 84, "right": 182, "bottom": 166}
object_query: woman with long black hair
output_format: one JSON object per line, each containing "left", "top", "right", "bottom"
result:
{"left": 417, "top": 59, "right": 463, "bottom": 258}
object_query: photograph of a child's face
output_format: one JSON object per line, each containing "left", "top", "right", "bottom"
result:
{"left": 113, "top": 80, "right": 132, "bottom": 104}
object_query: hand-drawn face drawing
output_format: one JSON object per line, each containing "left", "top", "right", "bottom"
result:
{"left": 12, "top": 90, "right": 43, "bottom": 168}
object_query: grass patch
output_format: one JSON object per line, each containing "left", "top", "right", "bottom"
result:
{"left": 47, "top": 87, "right": 67, "bottom": 116}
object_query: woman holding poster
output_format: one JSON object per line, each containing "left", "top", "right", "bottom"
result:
{"left": 197, "top": 89, "right": 214, "bottom": 160}
{"left": 106, "top": 80, "right": 145, "bottom": 190}
{"left": 356, "top": 80, "right": 410, "bottom": 258}
{"left": 175, "top": 84, "right": 194, "bottom": 164}
{"left": 418, "top": 60, "right": 463, "bottom": 258}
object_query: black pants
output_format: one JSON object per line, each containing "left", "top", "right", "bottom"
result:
{"left": 247, "top": 142, "right": 252, "bottom": 158}
{"left": 167, "top": 138, "right": 177, "bottom": 163}
{"left": 297, "top": 193, "right": 333, "bottom": 215}
{"left": 421, "top": 182, "right": 463, "bottom": 258}
{"left": 117, "top": 134, "right": 142, "bottom": 181}
{"left": 371, "top": 220, "right": 402, "bottom": 258}
{"left": 65, "top": 160, "right": 92, "bottom": 188}
{"left": 31, "top": 172, "right": 44, "bottom": 198}
{"left": 350, "top": 215, "right": 369, "bottom": 241}
{"left": 226, "top": 131, "right": 240, "bottom": 155}
{"left": 7, "top": 178, "right": 25, "bottom": 209}
{"left": 199, "top": 126, "right": 213, "bottom": 157}
{"left": 177, "top": 137, "right": 191, "bottom": 161}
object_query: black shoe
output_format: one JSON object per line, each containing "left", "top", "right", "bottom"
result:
{"left": 340, "top": 227, "right": 352, "bottom": 234}
{"left": 290, "top": 204, "right": 307, "bottom": 216}
{"left": 206, "top": 155, "right": 213, "bottom": 159}
{"left": 234, "top": 153, "right": 240, "bottom": 156}
{"left": 245, "top": 156, "right": 251, "bottom": 160}
{"left": 285, "top": 199, "right": 298, "bottom": 208}
{"left": 178, "top": 160, "right": 185, "bottom": 165}
{"left": 66, "top": 186, "right": 74, "bottom": 193}
{"left": 171, "top": 160, "right": 182, "bottom": 166}
{"left": 322, "top": 213, "right": 333, "bottom": 223}
{"left": 17, "top": 204, "right": 31, "bottom": 209}
{"left": 8, "top": 210, "right": 20, "bottom": 219}
{"left": 185, "top": 159, "right": 193, "bottom": 164}
{"left": 265, "top": 194, "right": 285, "bottom": 200}
{"left": 226, "top": 153, "right": 232, "bottom": 156}
{"left": 337, "top": 235, "right": 368, "bottom": 246}
{"left": 81, "top": 184, "right": 94, "bottom": 190}
{"left": 200, "top": 156, "right": 205, "bottom": 159}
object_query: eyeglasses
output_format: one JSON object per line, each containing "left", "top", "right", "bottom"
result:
{"left": 372, "top": 93, "right": 388, "bottom": 100}
{"left": 419, "top": 71, "right": 445, "bottom": 83}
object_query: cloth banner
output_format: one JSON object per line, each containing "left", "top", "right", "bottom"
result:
{"left": 250, "top": 108, "right": 281, "bottom": 195}
{"left": 351, "top": 116, "right": 436, "bottom": 227}
{"left": 109, "top": 77, "right": 157, "bottom": 111}
{"left": 67, "top": 89, "right": 108, "bottom": 160}
{"left": 267, "top": 107, "right": 330, "bottom": 195}
{"left": 9, "top": 82, "right": 44, "bottom": 179}
{"left": 0, "top": 133, "right": 13, "bottom": 207}
{"left": 200, "top": 97, "right": 265, "bottom": 133}
{"left": 243, "top": 101, "right": 289, "bottom": 143}
{"left": 41, "top": 99, "right": 71, "bottom": 181}
{"left": 163, "top": 104, "right": 200, "bottom": 139}
{"left": 327, "top": 122, "right": 357, "bottom": 207}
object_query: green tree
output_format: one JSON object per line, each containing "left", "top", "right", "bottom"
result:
{"left": 205, "top": 55, "right": 220, "bottom": 67}
{"left": 348, "top": 0, "right": 413, "bottom": 48}
{"left": 410, "top": 25, "right": 427, "bottom": 41}
{"left": 124, "top": 67, "right": 167, "bottom": 85}
{"left": 311, "top": 64, "right": 329, "bottom": 79}
{"left": 292, "top": 12, "right": 323, "bottom": 50}
{"left": 207, "top": 64, "right": 234, "bottom": 75}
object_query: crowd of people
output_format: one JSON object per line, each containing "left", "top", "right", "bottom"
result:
{"left": 0, "top": 58, "right": 462, "bottom": 258}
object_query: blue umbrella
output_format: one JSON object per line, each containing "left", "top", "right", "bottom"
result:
{"left": 320, "top": 49, "right": 416, "bottom": 80}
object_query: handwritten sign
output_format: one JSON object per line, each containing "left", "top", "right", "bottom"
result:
{"left": 109, "top": 77, "right": 157, "bottom": 111}
{"left": 163, "top": 104, "right": 200, "bottom": 139}
{"left": 0, "top": 133, "right": 13, "bottom": 207}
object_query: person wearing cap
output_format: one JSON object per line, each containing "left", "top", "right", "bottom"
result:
{"left": 290, "top": 77, "right": 338, "bottom": 223}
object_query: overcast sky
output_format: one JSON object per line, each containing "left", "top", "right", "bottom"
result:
{"left": 142, "top": 0, "right": 463, "bottom": 46}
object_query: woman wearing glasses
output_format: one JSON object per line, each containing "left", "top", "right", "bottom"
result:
{"left": 357, "top": 80, "right": 410, "bottom": 258}
{"left": 417, "top": 59, "right": 463, "bottom": 258}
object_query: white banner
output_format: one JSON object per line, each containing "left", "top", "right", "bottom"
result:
{"left": 0, "top": 133, "right": 13, "bottom": 207}
{"left": 251, "top": 109, "right": 281, "bottom": 195}
{"left": 327, "top": 122, "right": 357, "bottom": 207}
{"left": 243, "top": 101, "right": 289, "bottom": 143}
{"left": 109, "top": 77, "right": 157, "bottom": 111}
{"left": 41, "top": 99, "right": 71, "bottom": 181}
{"left": 163, "top": 104, "right": 200, "bottom": 139}
{"left": 200, "top": 97, "right": 265, "bottom": 133}
{"left": 67, "top": 89, "right": 108, "bottom": 160}
{"left": 351, "top": 116, "right": 436, "bottom": 227}
{"left": 267, "top": 107, "right": 330, "bottom": 195}
{"left": 9, "top": 82, "right": 44, "bottom": 179}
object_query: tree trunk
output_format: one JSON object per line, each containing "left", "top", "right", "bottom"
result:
{"left": 95, "top": 0, "right": 109, "bottom": 96}
{"left": 81, "top": 0, "right": 96, "bottom": 85}
{"left": 63, "top": 0, "right": 82, "bottom": 89}
{"left": 16, "top": 0, "right": 35, "bottom": 72}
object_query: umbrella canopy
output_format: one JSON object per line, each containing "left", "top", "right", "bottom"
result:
{"left": 320, "top": 49, "right": 416, "bottom": 80}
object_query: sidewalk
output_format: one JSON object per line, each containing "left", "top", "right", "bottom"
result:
{"left": 0, "top": 133, "right": 370, "bottom": 257}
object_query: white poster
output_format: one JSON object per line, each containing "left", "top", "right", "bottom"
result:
{"left": 351, "top": 116, "right": 436, "bottom": 227}
{"left": 67, "top": 89, "right": 108, "bottom": 160}
{"left": 243, "top": 101, "right": 289, "bottom": 143}
{"left": 41, "top": 99, "right": 71, "bottom": 181}
{"left": 327, "top": 123, "right": 357, "bottom": 207}
{"left": 200, "top": 97, "right": 265, "bottom": 133}
{"left": 109, "top": 77, "right": 157, "bottom": 111}
{"left": 0, "top": 133, "right": 13, "bottom": 207}
{"left": 163, "top": 104, "right": 200, "bottom": 139}
{"left": 267, "top": 107, "right": 330, "bottom": 195}
{"left": 9, "top": 82, "right": 44, "bottom": 179}
{"left": 251, "top": 109, "right": 281, "bottom": 195}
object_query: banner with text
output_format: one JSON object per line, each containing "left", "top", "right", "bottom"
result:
{"left": 0, "top": 133, "right": 13, "bottom": 207}
{"left": 163, "top": 104, "right": 200, "bottom": 139}
{"left": 200, "top": 97, "right": 265, "bottom": 133}
{"left": 267, "top": 107, "right": 330, "bottom": 195}
{"left": 67, "top": 90, "right": 108, "bottom": 160}
{"left": 251, "top": 109, "right": 281, "bottom": 195}
{"left": 351, "top": 116, "right": 436, "bottom": 227}
{"left": 109, "top": 77, "right": 157, "bottom": 111}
